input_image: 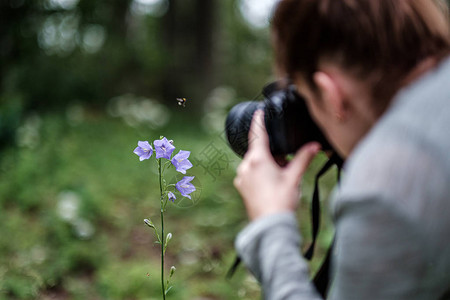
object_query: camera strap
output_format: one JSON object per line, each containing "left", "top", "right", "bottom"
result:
{"left": 305, "top": 152, "right": 342, "bottom": 297}
{"left": 304, "top": 152, "right": 342, "bottom": 260}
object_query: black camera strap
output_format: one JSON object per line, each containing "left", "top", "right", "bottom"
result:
{"left": 227, "top": 153, "right": 343, "bottom": 298}
{"left": 305, "top": 152, "right": 343, "bottom": 297}
{"left": 304, "top": 152, "right": 342, "bottom": 260}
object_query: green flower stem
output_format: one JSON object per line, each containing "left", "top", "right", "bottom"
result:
{"left": 158, "top": 158, "right": 166, "bottom": 300}
{"left": 160, "top": 208, "right": 165, "bottom": 300}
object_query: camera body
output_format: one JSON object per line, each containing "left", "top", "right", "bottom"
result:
{"left": 225, "top": 82, "right": 343, "bottom": 284}
{"left": 225, "top": 81, "right": 334, "bottom": 158}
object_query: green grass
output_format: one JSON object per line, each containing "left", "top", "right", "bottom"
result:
{"left": 0, "top": 110, "right": 338, "bottom": 299}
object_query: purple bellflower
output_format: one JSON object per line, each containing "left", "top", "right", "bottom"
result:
{"left": 175, "top": 176, "right": 196, "bottom": 199}
{"left": 167, "top": 191, "right": 176, "bottom": 202}
{"left": 171, "top": 150, "right": 193, "bottom": 174}
{"left": 154, "top": 137, "right": 175, "bottom": 159}
{"left": 133, "top": 141, "right": 153, "bottom": 161}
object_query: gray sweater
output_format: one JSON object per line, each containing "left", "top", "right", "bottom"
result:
{"left": 235, "top": 56, "right": 450, "bottom": 299}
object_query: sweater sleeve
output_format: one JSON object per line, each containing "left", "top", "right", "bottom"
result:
{"left": 235, "top": 197, "right": 432, "bottom": 300}
{"left": 235, "top": 212, "right": 323, "bottom": 300}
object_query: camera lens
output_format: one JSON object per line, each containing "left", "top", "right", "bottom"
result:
{"left": 224, "top": 101, "right": 262, "bottom": 157}
{"left": 225, "top": 81, "right": 333, "bottom": 157}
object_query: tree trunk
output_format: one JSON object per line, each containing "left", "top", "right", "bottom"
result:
{"left": 161, "top": 0, "right": 217, "bottom": 111}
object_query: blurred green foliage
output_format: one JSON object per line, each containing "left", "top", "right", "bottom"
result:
{"left": 0, "top": 0, "right": 339, "bottom": 298}
{"left": 0, "top": 110, "right": 337, "bottom": 299}
{"left": 1, "top": 0, "right": 275, "bottom": 149}
{"left": 0, "top": 0, "right": 273, "bottom": 113}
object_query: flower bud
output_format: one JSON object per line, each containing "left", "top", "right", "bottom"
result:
{"left": 166, "top": 233, "right": 172, "bottom": 243}
{"left": 170, "top": 266, "right": 176, "bottom": 277}
{"left": 144, "top": 218, "right": 155, "bottom": 229}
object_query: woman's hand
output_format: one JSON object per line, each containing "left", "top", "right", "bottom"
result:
{"left": 233, "top": 110, "right": 321, "bottom": 221}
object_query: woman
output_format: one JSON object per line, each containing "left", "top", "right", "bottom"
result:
{"left": 233, "top": 0, "right": 450, "bottom": 299}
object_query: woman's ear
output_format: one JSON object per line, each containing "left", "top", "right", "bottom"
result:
{"left": 313, "top": 72, "right": 347, "bottom": 121}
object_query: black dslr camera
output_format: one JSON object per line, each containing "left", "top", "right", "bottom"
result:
{"left": 225, "top": 81, "right": 334, "bottom": 158}
{"left": 225, "top": 81, "right": 342, "bottom": 297}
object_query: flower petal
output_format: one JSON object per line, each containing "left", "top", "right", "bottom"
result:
{"left": 134, "top": 146, "right": 144, "bottom": 156}
{"left": 171, "top": 150, "right": 193, "bottom": 173}
{"left": 154, "top": 137, "right": 176, "bottom": 159}
{"left": 138, "top": 141, "right": 151, "bottom": 150}
{"left": 168, "top": 191, "right": 176, "bottom": 202}
{"left": 175, "top": 176, "right": 196, "bottom": 198}
{"left": 134, "top": 141, "right": 153, "bottom": 161}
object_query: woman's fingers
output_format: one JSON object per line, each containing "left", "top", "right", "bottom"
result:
{"left": 287, "top": 142, "right": 321, "bottom": 185}
{"left": 233, "top": 110, "right": 320, "bottom": 220}
{"left": 247, "top": 110, "right": 270, "bottom": 155}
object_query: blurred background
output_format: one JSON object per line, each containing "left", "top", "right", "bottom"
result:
{"left": 0, "top": 0, "right": 341, "bottom": 299}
